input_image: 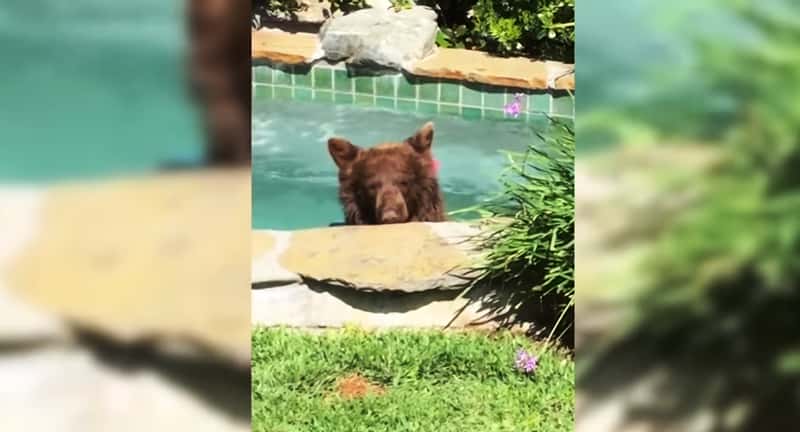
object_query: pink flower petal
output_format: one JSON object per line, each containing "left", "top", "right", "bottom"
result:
{"left": 431, "top": 158, "right": 440, "bottom": 176}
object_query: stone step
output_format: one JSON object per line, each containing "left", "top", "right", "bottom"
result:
{"left": 252, "top": 282, "right": 515, "bottom": 330}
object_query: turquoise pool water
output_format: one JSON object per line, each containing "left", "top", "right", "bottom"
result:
{"left": 0, "top": 0, "right": 203, "bottom": 183}
{"left": 252, "top": 99, "right": 542, "bottom": 230}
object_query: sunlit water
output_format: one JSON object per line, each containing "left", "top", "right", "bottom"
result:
{"left": 252, "top": 99, "right": 543, "bottom": 230}
{"left": 0, "top": 0, "right": 203, "bottom": 183}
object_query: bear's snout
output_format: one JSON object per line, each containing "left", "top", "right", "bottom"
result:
{"left": 375, "top": 187, "right": 408, "bottom": 224}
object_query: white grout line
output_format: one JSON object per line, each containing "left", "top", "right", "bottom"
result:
{"left": 436, "top": 82, "right": 441, "bottom": 113}
{"left": 350, "top": 72, "right": 355, "bottom": 102}
{"left": 311, "top": 67, "right": 316, "bottom": 101}
{"left": 290, "top": 67, "right": 295, "bottom": 99}
{"left": 458, "top": 84, "right": 463, "bottom": 116}
{"left": 480, "top": 87, "right": 485, "bottom": 118}
{"left": 331, "top": 68, "right": 336, "bottom": 102}
{"left": 393, "top": 75, "right": 398, "bottom": 110}
{"left": 414, "top": 79, "right": 419, "bottom": 110}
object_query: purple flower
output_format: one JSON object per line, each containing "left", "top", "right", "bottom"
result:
{"left": 515, "top": 348, "right": 538, "bottom": 374}
{"left": 503, "top": 93, "right": 526, "bottom": 118}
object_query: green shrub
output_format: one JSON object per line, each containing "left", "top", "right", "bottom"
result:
{"left": 580, "top": 3, "right": 800, "bottom": 426}
{"left": 427, "top": 0, "right": 575, "bottom": 61}
{"left": 642, "top": 3, "right": 800, "bottom": 316}
{"left": 464, "top": 120, "right": 575, "bottom": 344}
{"left": 330, "top": 0, "right": 369, "bottom": 14}
{"left": 251, "top": 0, "right": 368, "bottom": 20}
{"left": 252, "top": 0, "right": 303, "bottom": 20}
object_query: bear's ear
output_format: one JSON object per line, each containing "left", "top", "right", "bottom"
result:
{"left": 405, "top": 122, "right": 434, "bottom": 153}
{"left": 328, "top": 138, "right": 361, "bottom": 169}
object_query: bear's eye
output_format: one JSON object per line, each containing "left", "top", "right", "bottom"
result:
{"left": 366, "top": 181, "right": 381, "bottom": 192}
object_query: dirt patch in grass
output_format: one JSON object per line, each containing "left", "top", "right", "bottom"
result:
{"left": 335, "top": 374, "right": 386, "bottom": 400}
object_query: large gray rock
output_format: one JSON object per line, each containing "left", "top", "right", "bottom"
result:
{"left": 319, "top": 6, "right": 438, "bottom": 70}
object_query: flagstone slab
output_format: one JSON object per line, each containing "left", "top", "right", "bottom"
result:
{"left": 0, "top": 188, "right": 68, "bottom": 344}
{"left": 5, "top": 169, "right": 251, "bottom": 366}
{"left": 252, "top": 29, "right": 322, "bottom": 64}
{"left": 274, "top": 222, "right": 481, "bottom": 292}
{"left": 411, "top": 47, "right": 575, "bottom": 91}
{"left": 251, "top": 230, "right": 301, "bottom": 285}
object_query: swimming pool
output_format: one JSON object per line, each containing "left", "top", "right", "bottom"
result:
{"left": 252, "top": 99, "right": 542, "bottom": 230}
{"left": 0, "top": 0, "right": 203, "bottom": 183}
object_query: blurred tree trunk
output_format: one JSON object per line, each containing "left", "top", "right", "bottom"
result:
{"left": 186, "top": 0, "right": 251, "bottom": 166}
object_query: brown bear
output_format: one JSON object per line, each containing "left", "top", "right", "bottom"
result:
{"left": 328, "top": 122, "right": 446, "bottom": 225}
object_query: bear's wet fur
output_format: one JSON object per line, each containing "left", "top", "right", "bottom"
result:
{"left": 328, "top": 122, "right": 446, "bottom": 225}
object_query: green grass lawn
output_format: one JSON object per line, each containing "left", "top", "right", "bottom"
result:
{"left": 252, "top": 327, "right": 574, "bottom": 432}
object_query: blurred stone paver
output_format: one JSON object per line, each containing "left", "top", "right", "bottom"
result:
{"left": 3, "top": 169, "right": 251, "bottom": 366}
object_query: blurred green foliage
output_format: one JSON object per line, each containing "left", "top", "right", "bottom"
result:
{"left": 654, "top": 2, "right": 800, "bottom": 296}
{"left": 581, "top": 1, "right": 800, "bottom": 428}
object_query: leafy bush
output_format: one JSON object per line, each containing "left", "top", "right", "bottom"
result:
{"left": 643, "top": 3, "right": 800, "bottom": 324}
{"left": 425, "top": 0, "right": 575, "bottom": 61}
{"left": 252, "top": 0, "right": 303, "bottom": 21}
{"left": 464, "top": 120, "right": 575, "bottom": 345}
{"left": 330, "top": 0, "right": 368, "bottom": 14}
{"left": 251, "top": 0, "right": 368, "bottom": 21}
{"left": 580, "top": 3, "right": 800, "bottom": 427}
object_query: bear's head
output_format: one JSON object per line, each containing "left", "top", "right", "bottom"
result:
{"left": 328, "top": 122, "right": 445, "bottom": 225}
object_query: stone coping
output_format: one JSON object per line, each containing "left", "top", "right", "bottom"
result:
{"left": 412, "top": 47, "right": 574, "bottom": 91}
{"left": 251, "top": 223, "right": 528, "bottom": 331}
{"left": 252, "top": 29, "right": 575, "bottom": 91}
{"left": 3, "top": 169, "right": 252, "bottom": 366}
{"left": 252, "top": 29, "right": 322, "bottom": 65}
{"left": 252, "top": 222, "right": 482, "bottom": 293}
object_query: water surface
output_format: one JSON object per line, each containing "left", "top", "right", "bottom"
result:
{"left": 253, "top": 99, "right": 542, "bottom": 230}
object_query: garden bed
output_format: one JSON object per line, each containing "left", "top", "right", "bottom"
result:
{"left": 252, "top": 0, "right": 574, "bottom": 62}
